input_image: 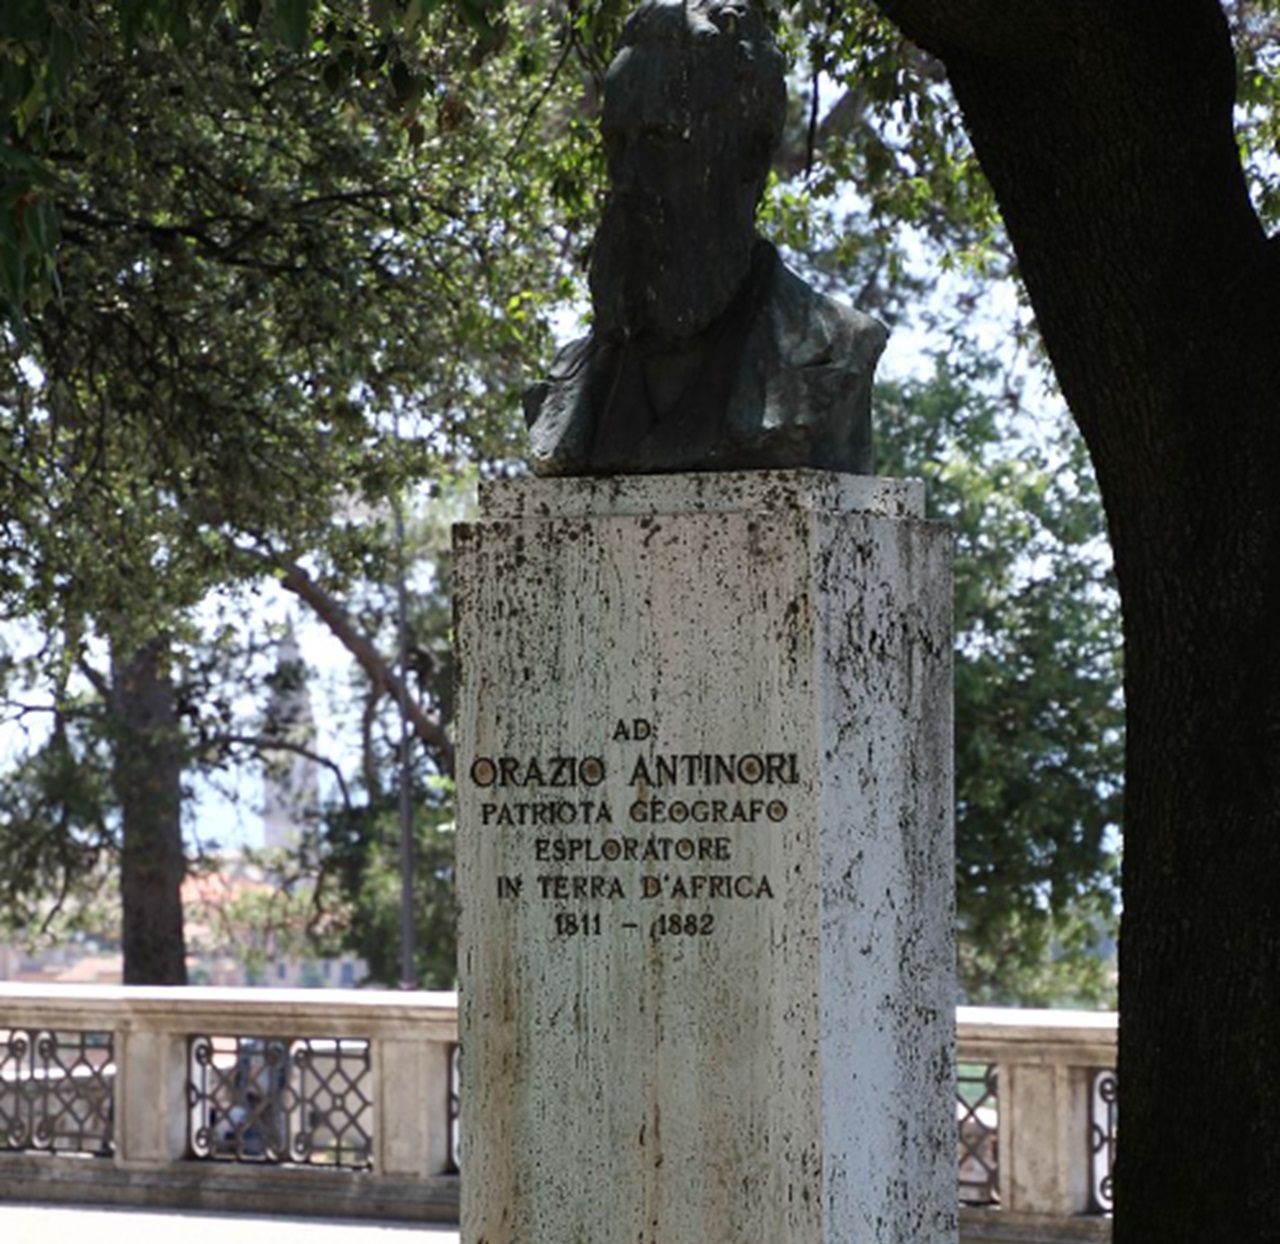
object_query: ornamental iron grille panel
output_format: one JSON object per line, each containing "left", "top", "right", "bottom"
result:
{"left": 1089, "top": 1068, "right": 1118, "bottom": 1213}
{"left": 0, "top": 1028, "right": 114, "bottom": 1156}
{"left": 957, "top": 1062, "right": 1000, "bottom": 1207}
{"left": 448, "top": 1042, "right": 460, "bottom": 1173}
{"left": 188, "top": 1034, "right": 372, "bottom": 1168}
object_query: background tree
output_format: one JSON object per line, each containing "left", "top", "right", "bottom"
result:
{"left": 877, "top": 364, "right": 1122, "bottom": 1006}
{"left": 303, "top": 483, "right": 464, "bottom": 990}
{"left": 0, "top": 0, "right": 577, "bottom": 981}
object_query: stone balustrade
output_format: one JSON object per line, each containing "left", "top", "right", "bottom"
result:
{"left": 958, "top": 1006, "right": 1116, "bottom": 1243}
{"left": 1, "top": 985, "right": 1115, "bottom": 1239}
{"left": 0, "top": 984, "right": 459, "bottom": 1221}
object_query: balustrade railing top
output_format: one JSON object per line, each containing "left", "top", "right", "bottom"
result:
{"left": 959, "top": 1005, "right": 1116, "bottom": 1050}
{"left": 0, "top": 982, "right": 458, "bottom": 1034}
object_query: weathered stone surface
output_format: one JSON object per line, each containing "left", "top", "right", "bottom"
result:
{"left": 479, "top": 468, "right": 922, "bottom": 521}
{"left": 454, "top": 470, "right": 956, "bottom": 1244}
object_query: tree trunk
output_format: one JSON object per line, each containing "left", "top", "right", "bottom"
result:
{"left": 874, "top": 1, "right": 1280, "bottom": 1237}
{"left": 111, "top": 638, "right": 188, "bottom": 985}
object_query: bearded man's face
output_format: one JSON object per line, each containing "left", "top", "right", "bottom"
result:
{"left": 588, "top": 43, "right": 759, "bottom": 345}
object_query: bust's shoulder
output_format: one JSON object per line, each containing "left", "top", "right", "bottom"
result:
{"left": 523, "top": 334, "right": 622, "bottom": 474}
{"left": 761, "top": 252, "right": 888, "bottom": 374}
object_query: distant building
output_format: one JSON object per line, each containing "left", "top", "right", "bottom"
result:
{"left": 262, "top": 622, "right": 320, "bottom": 852}
{"left": 181, "top": 858, "right": 367, "bottom": 989}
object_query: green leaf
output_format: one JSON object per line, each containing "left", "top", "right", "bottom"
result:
{"left": 273, "top": 0, "right": 312, "bottom": 51}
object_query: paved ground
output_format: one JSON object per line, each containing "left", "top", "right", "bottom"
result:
{"left": 0, "top": 1203, "right": 461, "bottom": 1244}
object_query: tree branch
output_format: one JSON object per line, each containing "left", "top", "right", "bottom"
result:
{"left": 275, "top": 558, "right": 455, "bottom": 776}
{"left": 873, "top": 0, "right": 1070, "bottom": 61}
{"left": 214, "top": 732, "right": 354, "bottom": 811}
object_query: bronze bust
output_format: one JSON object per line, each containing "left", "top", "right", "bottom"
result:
{"left": 525, "top": 0, "right": 887, "bottom": 477}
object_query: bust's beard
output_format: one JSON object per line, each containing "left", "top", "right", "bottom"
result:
{"left": 589, "top": 188, "right": 757, "bottom": 345}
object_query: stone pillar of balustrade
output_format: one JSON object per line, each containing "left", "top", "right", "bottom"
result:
{"left": 379, "top": 1034, "right": 454, "bottom": 1177}
{"left": 958, "top": 1007, "right": 1117, "bottom": 1239}
{"left": 116, "top": 1025, "right": 189, "bottom": 1165}
{"left": 1001, "top": 1062, "right": 1096, "bottom": 1216}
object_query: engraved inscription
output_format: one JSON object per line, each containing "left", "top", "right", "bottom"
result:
{"left": 467, "top": 718, "right": 796, "bottom": 941}
{"left": 470, "top": 755, "right": 607, "bottom": 788}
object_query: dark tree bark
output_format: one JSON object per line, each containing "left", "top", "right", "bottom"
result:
{"left": 111, "top": 638, "right": 188, "bottom": 985}
{"left": 874, "top": 2, "right": 1280, "bottom": 1239}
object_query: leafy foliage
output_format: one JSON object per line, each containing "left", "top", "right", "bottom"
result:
{"left": 1229, "top": 0, "right": 1280, "bottom": 225}
{"left": 779, "top": 2, "right": 998, "bottom": 250}
{"left": 0, "top": 0, "right": 581, "bottom": 977}
{"left": 0, "top": 712, "right": 115, "bottom": 934}
{"left": 877, "top": 364, "right": 1123, "bottom": 1006}
{"left": 320, "top": 787, "right": 458, "bottom": 988}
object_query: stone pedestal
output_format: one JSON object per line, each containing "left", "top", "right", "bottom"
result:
{"left": 454, "top": 470, "right": 956, "bottom": 1244}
